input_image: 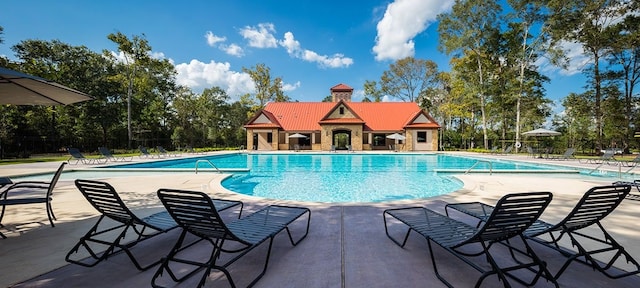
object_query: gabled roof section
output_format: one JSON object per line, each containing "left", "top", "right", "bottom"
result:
{"left": 243, "top": 109, "right": 282, "bottom": 129}
{"left": 318, "top": 100, "right": 365, "bottom": 125}
{"left": 246, "top": 101, "right": 440, "bottom": 132}
{"left": 249, "top": 102, "right": 335, "bottom": 131}
{"left": 404, "top": 110, "right": 441, "bottom": 129}
{"left": 347, "top": 102, "right": 433, "bottom": 131}
{"left": 330, "top": 83, "right": 353, "bottom": 91}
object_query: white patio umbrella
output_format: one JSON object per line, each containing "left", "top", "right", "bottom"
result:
{"left": 521, "top": 128, "right": 561, "bottom": 137}
{"left": 386, "top": 133, "right": 406, "bottom": 140}
{"left": 386, "top": 133, "right": 406, "bottom": 151}
{"left": 0, "top": 67, "right": 93, "bottom": 105}
{"left": 522, "top": 128, "right": 561, "bottom": 158}
{"left": 288, "top": 133, "right": 307, "bottom": 138}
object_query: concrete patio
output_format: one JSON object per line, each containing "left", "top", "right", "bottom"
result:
{"left": 1, "top": 152, "right": 640, "bottom": 287}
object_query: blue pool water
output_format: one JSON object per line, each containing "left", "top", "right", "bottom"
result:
{"left": 106, "top": 153, "right": 570, "bottom": 203}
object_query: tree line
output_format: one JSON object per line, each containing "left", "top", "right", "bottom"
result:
{"left": 0, "top": 0, "right": 638, "bottom": 158}
{"left": 0, "top": 31, "right": 266, "bottom": 158}
{"left": 366, "top": 0, "right": 639, "bottom": 154}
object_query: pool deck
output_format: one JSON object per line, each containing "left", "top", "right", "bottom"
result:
{"left": 2, "top": 151, "right": 640, "bottom": 287}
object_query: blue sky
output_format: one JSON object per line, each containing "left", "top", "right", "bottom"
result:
{"left": 1, "top": 0, "right": 587, "bottom": 107}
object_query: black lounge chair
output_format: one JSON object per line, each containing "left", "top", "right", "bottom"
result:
{"left": 548, "top": 148, "right": 576, "bottom": 160}
{"left": 98, "top": 146, "right": 133, "bottom": 162}
{"left": 0, "top": 162, "right": 66, "bottom": 238}
{"left": 152, "top": 188, "right": 311, "bottom": 288}
{"left": 139, "top": 146, "right": 160, "bottom": 158}
{"left": 67, "top": 147, "right": 107, "bottom": 164}
{"left": 66, "top": 179, "right": 243, "bottom": 270}
{"left": 157, "top": 146, "right": 179, "bottom": 157}
{"left": 384, "top": 192, "right": 556, "bottom": 287}
{"left": 613, "top": 180, "right": 640, "bottom": 200}
{"left": 579, "top": 150, "right": 617, "bottom": 165}
{"left": 445, "top": 184, "right": 638, "bottom": 280}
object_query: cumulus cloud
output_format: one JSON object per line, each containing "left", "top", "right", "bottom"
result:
{"left": 537, "top": 41, "right": 590, "bottom": 76}
{"left": 280, "top": 31, "right": 301, "bottom": 54}
{"left": 205, "top": 31, "right": 246, "bottom": 57}
{"left": 174, "top": 59, "right": 301, "bottom": 98}
{"left": 282, "top": 81, "right": 301, "bottom": 92}
{"left": 109, "top": 51, "right": 131, "bottom": 64}
{"left": 205, "top": 31, "right": 226, "bottom": 47}
{"left": 279, "top": 32, "right": 353, "bottom": 68}
{"left": 109, "top": 50, "right": 172, "bottom": 64}
{"left": 174, "top": 59, "right": 254, "bottom": 98}
{"left": 373, "top": 0, "right": 454, "bottom": 61}
{"left": 222, "top": 43, "right": 244, "bottom": 57}
{"left": 239, "top": 23, "right": 278, "bottom": 48}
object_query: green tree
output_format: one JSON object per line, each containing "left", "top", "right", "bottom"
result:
{"left": 546, "top": 0, "right": 635, "bottom": 150}
{"left": 12, "top": 39, "right": 119, "bottom": 151}
{"left": 198, "top": 87, "right": 230, "bottom": 146}
{"left": 379, "top": 57, "right": 440, "bottom": 103}
{"left": 272, "top": 77, "right": 291, "bottom": 102}
{"left": 106, "top": 32, "right": 152, "bottom": 149}
{"left": 242, "top": 63, "right": 287, "bottom": 107}
{"left": 607, "top": 13, "right": 640, "bottom": 150}
{"left": 553, "top": 92, "right": 595, "bottom": 152}
{"left": 171, "top": 87, "right": 201, "bottom": 147}
{"left": 438, "top": 0, "right": 502, "bottom": 149}
{"left": 363, "top": 80, "right": 383, "bottom": 102}
{"left": 505, "top": 0, "right": 557, "bottom": 151}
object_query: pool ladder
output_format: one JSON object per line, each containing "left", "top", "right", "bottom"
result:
{"left": 195, "top": 159, "right": 221, "bottom": 174}
{"left": 465, "top": 160, "right": 493, "bottom": 175}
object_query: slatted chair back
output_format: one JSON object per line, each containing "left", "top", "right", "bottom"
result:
{"left": 556, "top": 185, "right": 630, "bottom": 231}
{"left": 464, "top": 192, "right": 553, "bottom": 245}
{"left": 75, "top": 179, "right": 140, "bottom": 224}
{"left": 157, "top": 189, "right": 245, "bottom": 244}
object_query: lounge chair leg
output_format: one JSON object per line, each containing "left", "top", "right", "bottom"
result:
{"left": 46, "top": 201, "right": 56, "bottom": 227}
{"left": 427, "top": 239, "right": 456, "bottom": 288}
{"left": 383, "top": 211, "right": 413, "bottom": 247}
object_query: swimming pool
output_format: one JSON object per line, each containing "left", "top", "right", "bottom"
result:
{"left": 15, "top": 152, "right": 619, "bottom": 203}
{"left": 104, "top": 153, "right": 576, "bottom": 203}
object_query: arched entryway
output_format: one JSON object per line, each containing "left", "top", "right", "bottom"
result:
{"left": 332, "top": 130, "right": 351, "bottom": 150}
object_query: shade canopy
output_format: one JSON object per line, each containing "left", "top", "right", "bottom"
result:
{"left": 522, "top": 128, "right": 561, "bottom": 137}
{"left": 386, "top": 133, "right": 406, "bottom": 140}
{"left": 288, "top": 133, "right": 307, "bottom": 138}
{"left": 0, "top": 67, "right": 93, "bottom": 105}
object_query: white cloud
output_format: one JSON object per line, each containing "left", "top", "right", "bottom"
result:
{"left": 222, "top": 44, "right": 244, "bottom": 57}
{"left": 174, "top": 59, "right": 301, "bottom": 99}
{"left": 205, "top": 31, "right": 226, "bottom": 47}
{"left": 174, "top": 59, "right": 254, "bottom": 98}
{"left": 280, "top": 31, "right": 301, "bottom": 54}
{"left": 282, "top": 81, "right": 301, "bottom": 92}
{"left": 239, "top": 23, "right": 278, "bottom": 48}
{"left": 109, "top": 50, "right": 173, "bottom": 64}
{"left": 373, "top": 0, "right": 454, "bottom": 61}
{"left": 537, "top": 41, "right": 590, "bottom": 76}
{"left": 278, "top": 32, "right": 353, "bottom": 68}
{"left": 109, "top": 51, "right": 131, "bottom": 64}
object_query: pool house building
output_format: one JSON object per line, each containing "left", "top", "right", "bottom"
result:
{"left": 244, "top": 84, "right": 441, "bottom": 151}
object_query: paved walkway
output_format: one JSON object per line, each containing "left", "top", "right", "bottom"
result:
{"left": 1, "top": 152, "right": 640, "bottom": 287}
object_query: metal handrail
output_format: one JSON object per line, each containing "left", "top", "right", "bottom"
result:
{"left": 586, "top": 161, "right": 637, "bottom": 178}
{"left": 587, "top": 162, "right": 606, "bottom": 175}
{"left": 465, "top": 160, "right": 493, "bottom": 175}
{"left": 195, "top": 159, "right": 221, "bottom": 174}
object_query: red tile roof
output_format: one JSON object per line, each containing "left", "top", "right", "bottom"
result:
{"left": 245, "top": 101, "right": 440, "bottom": 131}
{"left": 330, "top": 83, "right": 353, "bottom": 91}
